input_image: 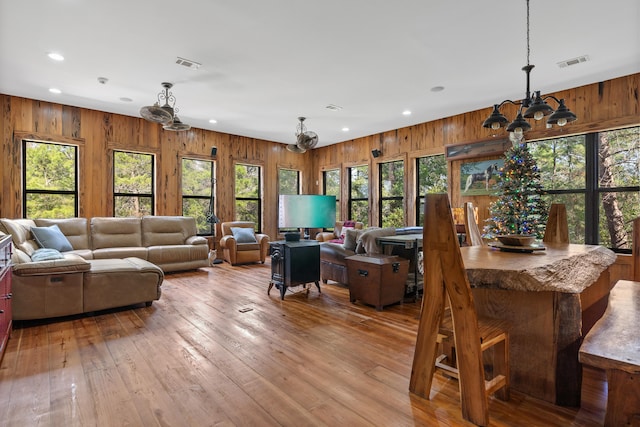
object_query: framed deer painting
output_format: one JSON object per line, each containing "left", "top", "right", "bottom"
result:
{"left": 460, "top": 159, "right": 504, "bottom": 195}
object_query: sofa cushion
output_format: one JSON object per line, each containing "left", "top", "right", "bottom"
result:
{"left": 231, "top": 227, "right": 257, "bottom": 243}
{"left": 12, "top": 253, "right": 91, "bottom": 276}
{"left": 91, "top": 217, "right": 142, "bottom": 249}
{"left": 142, "top": 215, "right": 197, "bottom": 246}
{"left": 31, "top": 248, "right": 65, "bottom": 262}
{"left": 320, "top": 242, "right": 355, "bottom": 265}
{"left": 12, "top": 247, "right": 32, "bottom": 264}
{"left": 35, "top": 218, "right": 91, "bottom": 249}
{"left": 236, "top": 242, "right": 261, "bottom": 251}
{"left": 343, "top": 228, "right": 364, "bottom": 251}
{"left": 31, "top": 225, "right": 74, "bottom": 252}
{"left": 0, "top": 218, "right": 39, "bottom": 255}
{"left": 92, "top": 247, "right": 148, "bottom": 260}
{"left": 339, "top": 225, "right": 354, "bottom": 240}
{"left": 148, "top": 245, "right": 201, "bottom": 265}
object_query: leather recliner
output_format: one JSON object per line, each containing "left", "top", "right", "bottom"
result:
{"left": 218, "top": 221, "right": 270, "bottom": 265}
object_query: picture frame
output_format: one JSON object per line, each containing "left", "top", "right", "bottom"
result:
{"left": 460, "top": 159, "right": 504, "bottom": 195}
{"left": 445, "top": 138, "right": 510, "bottom": 161}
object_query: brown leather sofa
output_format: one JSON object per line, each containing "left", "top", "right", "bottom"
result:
{"left": 319, "top": 226, "right": 421, "bottom": 285}
{"left": 218, "top": 221, "right": 270, "bottom": 265}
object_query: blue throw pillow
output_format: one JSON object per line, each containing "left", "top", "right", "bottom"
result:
{"left": 31, "top": 224, "right": 73, "bottom": 252}
{"left": 31, "top": 248, "right": 65, "bottom": 261}
{"left": 231, "top": 227, "right": 257, "bottom": 243}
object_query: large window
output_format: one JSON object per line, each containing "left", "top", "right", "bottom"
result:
{"left": 529, "top": 126, "right": 639, "bottom": 251}
{"left": 182, "top": 158, "right": 214, "bottom": 235}
{"left": 235, "top": 163, "right": 262, "bottom": 231}
{"left": 378, "top": 160, "right": 405, "bottom": 228}
{"left": 23, "top": 140, "right": 78, "bottom": 218}
{"left": 113, "top": 151, "right": 154, "bottom": 217}
{"left": 348, "top": 165, "right": 368, "bottom": 226}
{"left": 323, "top": 169, "right": 340, "bottom": 223}
{"left": 278, "top": 168, "right": 300, "bottom": 233}
{"left": 416, "top": 154, "right": 447, "bottom": 225}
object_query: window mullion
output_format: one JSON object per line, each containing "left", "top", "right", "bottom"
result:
{"left": 584, "top": 133, "right": 599, "bottom": 244}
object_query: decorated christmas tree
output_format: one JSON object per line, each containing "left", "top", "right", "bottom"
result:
{"left": 484, "top": 141, "right": 548, "bottom": 238}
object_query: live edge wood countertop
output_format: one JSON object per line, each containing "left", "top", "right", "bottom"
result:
{"left": 458, "top": 242, "right": 617, "bottom": 406}
{"left": 461, "top": 243, "right": 616, "bottom": 293}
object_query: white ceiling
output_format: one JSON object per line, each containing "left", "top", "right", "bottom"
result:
{"left": 1, "top": 0, "right": 639, "bottom": 148}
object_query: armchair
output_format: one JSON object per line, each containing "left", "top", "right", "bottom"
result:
{"left": 219, "top": 221, "right": 270, "bottom": 265}
{"left": 315, "top": 220, "right": 364, "bottom": 243}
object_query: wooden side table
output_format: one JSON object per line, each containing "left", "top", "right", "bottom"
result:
{"left": 345, "top": 254, "right": 408, "bottom": 310}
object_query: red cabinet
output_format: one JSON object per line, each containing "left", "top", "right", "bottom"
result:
{"left": 0, "top": 235, "right": 12, "bottom": 363}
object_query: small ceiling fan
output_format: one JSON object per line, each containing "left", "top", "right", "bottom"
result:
{"left": 286, "top": 117, "right": 318, "bottom": 153}
{"left": 140, "top": 82, "right": 191, "bottom": 131}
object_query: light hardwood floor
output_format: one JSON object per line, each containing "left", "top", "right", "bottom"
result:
{"left": 0, "top": 261, "right": 607, "bottom": 426}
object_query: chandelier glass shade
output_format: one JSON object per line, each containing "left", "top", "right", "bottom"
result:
{"left": 140, "top": 82, "right": 191, "bottom": 131}
{"left": 286, "top": 117, "right": 319, "bottom": 153}
{"left": 482, "top": 0, "right": 577, "bottom": 135}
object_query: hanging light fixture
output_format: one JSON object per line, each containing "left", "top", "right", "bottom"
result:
{"left": 286, "top": 117, "right": 319, "bottom": 153}
{"left": 140, "top": 82, "right": 191, "bottom": 131}
{"left": 482, "top": 0, "right": 577, "bottom": 137}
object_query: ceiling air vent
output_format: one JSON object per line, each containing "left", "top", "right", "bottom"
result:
{"left": 557, "top": 55, "right": 590, "bottom": 68}
{"left": 325, "top": 104, "right": 343, "bottom": 111}
{"left": 176, "top": 57, "right": 202, "bottom": 70}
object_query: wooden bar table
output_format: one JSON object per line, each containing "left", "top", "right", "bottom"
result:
{"left": 460, "top": 243, "right": 616, "bottom": 406}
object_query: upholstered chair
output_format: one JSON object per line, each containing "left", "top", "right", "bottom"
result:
{"left": 219, "top": 221, "right": 269, "bottom": 265}
{"left": 315, "top": 220, "right": 364, "bottom": 243}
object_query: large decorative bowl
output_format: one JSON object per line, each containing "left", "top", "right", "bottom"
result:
{"left": 496, "top": 234, "right": 536, "bottom": 246}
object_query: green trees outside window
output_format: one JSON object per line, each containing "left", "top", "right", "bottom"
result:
{"left": 23, "top": 140, "right": 78, "bottom": 219}
{"left": 114, "top": 151, "right": 154, "bottom": 217}
{"left": 379, "top": 160, "right": 405, "bottom": 228}
{"left": 529, "top": 126, "right": 639, "bottom": 251}
{"left": 182, "top": 158, "right": 214, "bottom": 235}
{"left": 235, "top": 164, "right": 262, "bottom": 231}
{"left": 323, "top": 169, "right": 340, "bottom": 224}
{"left": 348, "top": 165, "right": 369, "bottom": 227}
{"left": 278, "top": 168, "right": 300, "bottom": 232}
{"left": 416, "top": 154, "right": 447, "bottom": 225}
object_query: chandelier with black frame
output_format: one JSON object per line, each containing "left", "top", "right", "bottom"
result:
{"left": 481, "top": 0, "right": 577, "bottom": 140}
{"left": 140, "top": 82, "right": 191, "bottom": 131}
{"left": 286, "top": 116, "right": 319, "bottom": 153}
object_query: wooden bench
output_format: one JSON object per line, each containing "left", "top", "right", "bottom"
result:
{"left": 579, "top": 280, "right": 640, "bottom": 427}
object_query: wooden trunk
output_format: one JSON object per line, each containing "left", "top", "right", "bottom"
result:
{"left": 346, "top": 254, "right": 408, "bottom": 311}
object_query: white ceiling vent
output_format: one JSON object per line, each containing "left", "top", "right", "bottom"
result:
{"left": 325, "top": 104, "right": 343, "bottom": 111}
{"left": 557, "top": 55, "right": 590, "bottom": 68}
{"left": 176, "top": 57, "right": 201, "bottom": 70}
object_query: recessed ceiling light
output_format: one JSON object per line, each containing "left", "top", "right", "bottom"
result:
{"left": 49, "top": 88, "right": 61, "bottom": 94}
{"left": 342, "top": 127, "right": 349, "bottom": 132}
{"left": 47, "top": 52, "right": 64, "bottom": 61}
{"left": 209, "top": 119, "right": 217, "bottom": 124}
{"left": 402, "top": 110, "right": 411, "bottom": 116}
{"left": 430, "top": 86, "right": 445, "bottom": 92}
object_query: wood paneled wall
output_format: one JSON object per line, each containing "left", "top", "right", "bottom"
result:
{"left": 0, "top": 96, "right": 314, "bottom": 241}
{"left": 313, "top": 73, "right": 639, "bottom": 227}
{"left": 1, "top": 73, "right": 638, "bottom": 242}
